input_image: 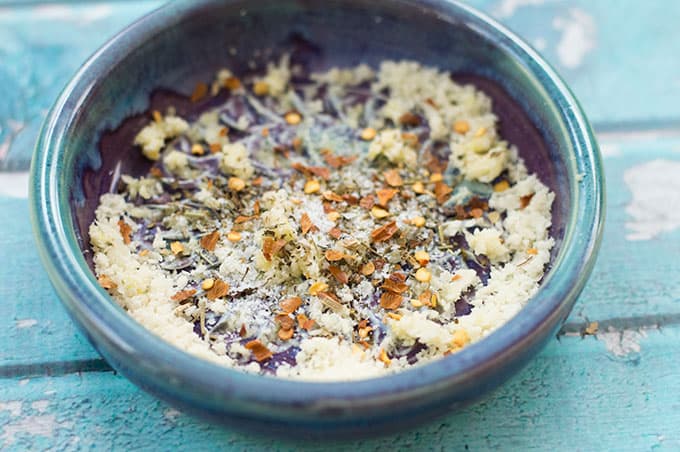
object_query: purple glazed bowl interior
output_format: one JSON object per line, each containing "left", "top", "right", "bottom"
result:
{"left": 30, "top": 0, "right": 604, "bottom": 437}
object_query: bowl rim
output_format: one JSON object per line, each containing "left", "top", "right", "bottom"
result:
{"left": 30, "top": 0, "right": 604, "bottom": 414}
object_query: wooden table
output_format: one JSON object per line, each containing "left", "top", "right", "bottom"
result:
{"left": 2, "top": 1, "right": 679, "bottom": 449}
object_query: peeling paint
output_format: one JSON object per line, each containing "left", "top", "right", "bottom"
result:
{"left": 0, "top": 401, "right": 22, "bottom": 417}
{"left": 624, "top": 159, "right": 680, "bottom": 240}
{"left": 596, "top": 326, "right": 651, "bottom": 358}
{"left": 0, "top": 172, "right": 29, "bottom": 199}
{"left": 533, "top": 37, "right": 547, "bottom": 51}
{"left": 14, "top": 318, "right": 37, "bottom": 329}
{"left": 1, "top": 414, "right": 73, "bottom": 446}
{"left": 31, "top": 400, "right": 49, "bottom": 413}
{"left": 163, "top": 408, "right": 182, "bottom": 422}
{"left": 34, "top": 4, "right": 112, "bottom": 25}
{"left": 599, "top": 143, "right": 621, "bottom": 158}
{"left": 18, "top": 379, "right": 29, "bottom": 387}
{"left": 553, "top": 8, "right": 596, "bottom": 69}
{"left": 493, "top": 0, "right": 545, "bottom": 18}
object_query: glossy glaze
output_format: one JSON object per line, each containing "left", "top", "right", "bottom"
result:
{"left": 30, "top": 0, "right": 604, "bottom": 436}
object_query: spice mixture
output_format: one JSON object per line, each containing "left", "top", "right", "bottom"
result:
{"left": 90, "top": 58, "right": 555, "bottom": 380}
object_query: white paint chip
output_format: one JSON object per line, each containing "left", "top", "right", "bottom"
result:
{"left": 31, "top": 400, "right": 50, "bottom": 413}
{"left": 596, "top": 327, "right": 649, "bottom": 357}
{"left": 493, "top": 0, "right": 546, "bottom": 18}
{"left": 1, "top": 415, "right": 72, "bottom": 446}
{"left": 553, "top": 8, "right": 596, "bottom": 69}
{"left": 19, "top": 379, "right": 30, "bottom": 387}
{"left": 0, "top": 401, "right": 22, "bottom": 417}
{"left": 34, "top": 4, "right": 112, "bottom": 24}
{"left": 533, "top": 37, "right": 547, "bottom": 51}
{"left": 15, "top": 318, "right": 38, "bottom": 329}
{"left": 599, "top": 143, "right": 621, "bottom": 158}
{"left": 624, "top": 159, "right": 680, "bottom": 240}
{"left": 163, "top": 408, "right": 182, "bottom": 422}
{"left": 0, "top": 172, "right": 29, "bottom": 199}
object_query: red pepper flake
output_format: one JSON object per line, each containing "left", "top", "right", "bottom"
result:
{"left": 425, "top": 98, "right": 439, "bottom": 109}
{"left": 324, "top": 153, "right": 358, "bottom": 168}
{"left": 383, "top": 169, "right": 403, "bottom": 187}
{"left": 292, "top": 137, "right": 303, "bottom": 151}
{"left": 190, "top": 82, "right": 208, "bottom": 103}
{"left": 209, "top": 143, "right": 222, "bottom": 153}
{"left": 117, "top": 220, "right": 132, "bottom": 245}
{"left": 322, "top": 191, "right": 344, "bottom": 202}
{"left": 401, "top": 132, "right": 419, "bottom": 147}
{"left": 300, "top": 212, "right": 316, "bottom": 235}
{"left": 328, "top": 227, "right": 342, "bottom": 239}
{"left": 278, "top": 327, "right": 295, "bottom": 341}
{"left": 376, "top": 188, "right": 398, "bottom": 207}
{"left": 380, "top": 291, "right": 403, "bottom": 310}
{"left": 342, "top": 194, "right": 359, "bottom": 205}
{"left": 297, "top": 314, "right": 315, "bottom": 331}
{"left": 470, "top": 208, "right": 484, "bottom": 218}
{"left": 291, "top": 162, "right": 331, "bottom": 181}
{"left": 171, "top": 289, "right": 197, "bottom": 302}
{"left": 418, "top": 290, "right": 436, "bottom": 307}
{"left": 97, "top": 274, "right": 117, "bottom": 290}
{"left": 359, "top": 195, "right": 375, "bottom": 210}
{"left": 320, "top": 202, "right": 333, "bottom": 214}
{"left": 235, "top": 215, "right": 255, "bottom": 224}
{"left": 239, "top": 324, "right": 247, "bottom": 337}
{"left": 328, "top": 265, "right": 349, "bottom": 284}
{"left": 252, "top": 176, "right": 264, "bottom": 186}
{"left": 224, "top": 76, "right": 242, "bottom": 90}
{"left": 454, "top": 205, "right": 468, "bottom": 220}
{"left": 149, "top": 167, "right": 163, "bottom": 178}
{"left": 370, "top": 221, "right": 399, "bottom": 243}
{"left": 308, "top": 166, "right": 331, "bottom": 181}
{"left": 276, "top": 314, "right": 296, "bottom": 331}
{"left": 468, "top": 196, "right": 489, "bottom": 211}
{"left": 324, "top": 249, "right": 346, "bottom": 262}
{"left": 206, "top": 279, "right": 229, "bottom": 300}
{"left": 253, "top": 200, "right": 260, "bottom": 216}
{"left": 280, "top": 297, "right": 303, "bottom": 314}
{"left": 434, "top": 181, "right": 453, "bottom": 204}
{"left": 399, "top": 112, "right": 421, "bottom": 126}
{"left": 382, "top": 272, "right": 408, "bottom": 294}
{"left": 520, "top": 193, "right": 535, "bottom": 209}
{"left": 245, "top": 340, "right": 273, "bottom": 362}
{"left": 263, "top": 237, "right": 287, "bottom": 261}
{"left": 200, "top": 231, "right": 220, "bottom": 251}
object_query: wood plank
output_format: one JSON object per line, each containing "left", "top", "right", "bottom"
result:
{"left": 567, "top": 133, "right": 680, "bottom": 325}
{"left": 2, "top": 133, "right": 679, "bottom": 370}
{"left": 3, "top": 0, "right": 680, "bottom": 170}
{"left": 468, "top": 0, "right": 680, "bottom": 127}
{"left": 0, "top": 1, "right": 163, "bottom": 170}
{"left": 0, "top": 198, "right": 100, "bottom": 367}
{"left": 1, "top": 325, "right": 678, "bottom": 450}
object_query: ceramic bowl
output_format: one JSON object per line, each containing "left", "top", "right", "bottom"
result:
{"left": 30, "top": 0, "right": 604, "bottom": 437}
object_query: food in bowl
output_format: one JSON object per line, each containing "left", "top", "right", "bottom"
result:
{"left": 89, "top": 58, "right": 554, "bottom": 381}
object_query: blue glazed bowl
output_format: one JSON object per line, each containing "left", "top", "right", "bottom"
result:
{"left": 30, "top": 0, "right": 604, "bottom": 437}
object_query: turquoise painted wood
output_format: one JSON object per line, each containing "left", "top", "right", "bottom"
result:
{"left": 0, "top": 1, "right": 163, "bottom": 170}
{"left": 3, "top": 0, "right": 680, "bottom": 170}
{"left": 2, "top": 1, "right": 680, "bottom": 450}
{"left": 2, "top": 326, "right": 680, "bottom": 450}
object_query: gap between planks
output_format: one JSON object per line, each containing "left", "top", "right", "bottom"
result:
{"left": 1, "top": 316, "right": 674, "bottom": 379}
